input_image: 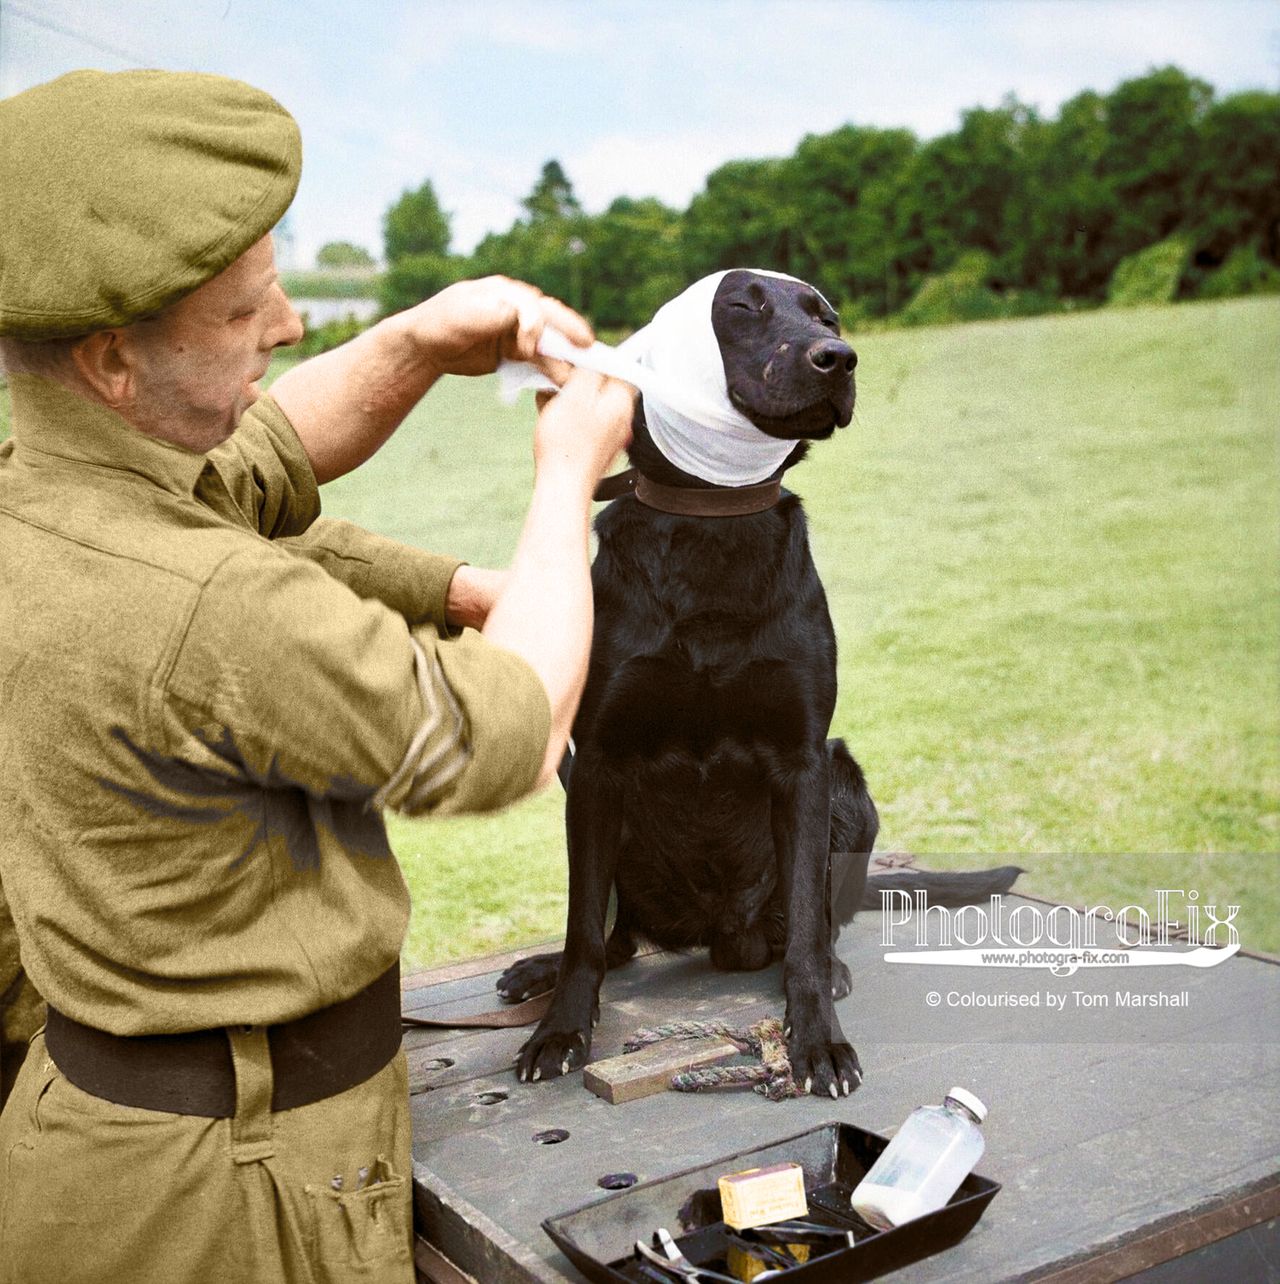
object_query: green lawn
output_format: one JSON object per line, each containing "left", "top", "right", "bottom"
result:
{"left": 4, "top": 297, "right": 1277, "bottom": 958}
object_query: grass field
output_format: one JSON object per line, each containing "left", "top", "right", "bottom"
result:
{"left": 3, "top": 297, "right": 1277, "bottom": 959}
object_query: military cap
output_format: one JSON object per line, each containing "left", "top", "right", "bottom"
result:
{"left": 0, "top": 70, "right": 301, "bottom": 340}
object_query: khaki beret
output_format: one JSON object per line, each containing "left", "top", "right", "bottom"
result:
{"left": 0, "top": 70, "right": 301, "bottom": 340}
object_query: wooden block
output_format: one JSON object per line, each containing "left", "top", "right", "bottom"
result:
{"left": 582, "top": 1037, "right": 740, "bottom": 1104}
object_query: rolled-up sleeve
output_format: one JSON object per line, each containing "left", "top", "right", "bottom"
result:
{"left": 213, "top": 397, "right": 464, "bottom": 633}
{"left": 157, "top": 546, "right": 549, "bottom": 817}
{"left": 278, "top": 520, "right": 465, "bottom": 633}
{"left": 405, "top": 627, "right": 551, "bottom": 816}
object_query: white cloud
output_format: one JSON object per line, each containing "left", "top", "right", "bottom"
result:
{"left": 383, "top": 0, "right": 605, "bottom": 68}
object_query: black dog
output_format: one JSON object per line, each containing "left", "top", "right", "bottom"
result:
{"left": 499, "top": 270, "right": 1017, "bottom": 1096}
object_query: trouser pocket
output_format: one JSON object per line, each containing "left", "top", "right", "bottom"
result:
{"left": 306, "top": 1153, "right": 412, "bottom": 1281}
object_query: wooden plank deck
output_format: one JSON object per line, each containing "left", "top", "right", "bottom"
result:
{"left": 404, "top": 894, "right": 1280, "bottom": 1283}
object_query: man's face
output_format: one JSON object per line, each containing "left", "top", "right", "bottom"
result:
{"left": 124, "top": 234, "right": 304, "bottom": 452}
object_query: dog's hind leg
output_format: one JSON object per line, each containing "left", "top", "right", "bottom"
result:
{"left": 827, "top": 739, "right": 878, "bottom": 998}
{"left": 827, "top": 853, "right": 861, "bottom": 1002}
{"left": 496, "top": 951, "right": 560, "bottom": 1003}
{"left": 604, "top": 903, "right": 638, "bottom": 968}
{"left": 496, "top": 889, "right": 636, "bottom": 1003}
{"left": 516, "top": 748, "right": 624, "bottom": 1082}
{"left": 829, "top": 738, "right": 879, "bottom": 879}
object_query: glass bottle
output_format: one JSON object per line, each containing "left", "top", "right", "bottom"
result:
{"left": 850, "top": 1087, "right": 987, "bottom": 1229}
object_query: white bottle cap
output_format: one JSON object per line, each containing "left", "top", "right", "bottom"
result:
{"left": 945, "top": 1086, "right": 987, "bottom": 1122}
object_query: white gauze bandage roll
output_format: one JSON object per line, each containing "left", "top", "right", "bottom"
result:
{"left": 497, "top": 269, "right": 819, "bottom": 486}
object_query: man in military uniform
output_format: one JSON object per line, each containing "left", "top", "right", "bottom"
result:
{"left": 0, "top": 70, "right": 632, "bottom": 1283}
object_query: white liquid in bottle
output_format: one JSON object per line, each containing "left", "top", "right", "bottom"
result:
{"left": 850, "top": 1087, "right": 987, "bottom": 1230}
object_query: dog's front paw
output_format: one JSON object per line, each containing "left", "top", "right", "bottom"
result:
{"left": 496, "top": 952, "right": 561, "bottom": 1003}
{"left": 785, "top": 998, "right": 863, "bottom": 1097}
{"left": 515, "top": 1024, "right": 592, "bottom": 1083}
{"left": 789, "top": 1031, "right": 863, "bottom": 1098}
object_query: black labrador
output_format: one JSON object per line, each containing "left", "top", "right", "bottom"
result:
{"left": 499, "top": 269, "right": 1018, "bottom": 1096}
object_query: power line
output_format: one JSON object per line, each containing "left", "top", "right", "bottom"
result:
{"left": 5, "top": 2, "right": 153, "bottom": 68}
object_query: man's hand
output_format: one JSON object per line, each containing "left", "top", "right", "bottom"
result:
{"left": 272, "top": 276, "right": 595, "bottom": 484}
{"left": 405, "top": 276, "right": 594, "bottom": 382}
{"left": 531, "top": 371, "right": 635, "bottom": 491}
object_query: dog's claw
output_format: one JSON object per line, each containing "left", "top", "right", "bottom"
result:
{"left": 842, "top": 1079, "right": 849, "bottom": 1095}
{"left": 803, "top": 1077, "right": 812, "bottom": 1094}
{"left": 561, "top": 1059, "right": 571, "bottom": 1075}
{"left": 829, "top": 1083, "right": 838, "bottom": 1099}
{"left": 532, "top": 1068, "right": 541, "bottom": 1081}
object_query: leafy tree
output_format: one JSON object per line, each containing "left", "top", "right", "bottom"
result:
{"left": 581, "top": 197, "right": 687, "bottom": 329}
{"left": 384, "top": 180, "right": 451, "bottom": 264}
{"left": 1014, "top": 90, "right": 1113, "bottom": 297}
{"left": 898, "top": 251, "right": 1004, "bottom": 327}
{"left": 1185, "top": 90, "right": 1280, "bottom": 270}
{"left": 1107, "top": 235, "right": 1193, "bottom": 306}
{"left": 1097, "top": 67, "right": 1212, "bottom": 267}
{"left": 522, "top": 160, "right": 583, "bottom": 223}
{"left": 788, "top": 124, "right": 917, "bottom": 315}
{"left": 1196, "top": 241, "right": 1280, "bottom": 298}
{"left": 315, "top": 241, "right": 376, "bottom": 269}
{"left": 377, "top": 65, "right": 1276, "bottom": 336}
{"left": 468, "top": 162, "right": 590, "bottom": 307}
{"left": 682, "top": 158, "right": 799, "bottom": 279}
{"left": 891, "top": 98, "right": 1037, "bottom": 298}
{"left": 377, "top": 252, "right": 465, "bottom": 317}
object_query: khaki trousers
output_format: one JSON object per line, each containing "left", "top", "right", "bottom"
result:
{"left": 0, "top": 1029, "right": 414, "bottom": 1284}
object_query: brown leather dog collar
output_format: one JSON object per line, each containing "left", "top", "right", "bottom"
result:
{"left": 593, "top": 467, "right": 782, "bottom": 517}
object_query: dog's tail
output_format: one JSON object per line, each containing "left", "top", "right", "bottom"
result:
{"left": 860, "top": 865, "right": 1025, "bottom": 909}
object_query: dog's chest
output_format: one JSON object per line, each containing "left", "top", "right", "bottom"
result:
{"left": 585, "top": 507, "right": 835, "bottom": 762}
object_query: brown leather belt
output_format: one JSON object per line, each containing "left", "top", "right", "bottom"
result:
{"left": 44, "top": 964, "right": 403, "bottom": 1117}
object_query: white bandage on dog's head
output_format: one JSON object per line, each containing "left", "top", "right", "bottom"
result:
{"left": 498, "top": 268, "right": 821, "bottom": 486}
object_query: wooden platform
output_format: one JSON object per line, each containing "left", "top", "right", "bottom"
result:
{"left": 404, "top": 894, "right": 1280, "bottom": 1283}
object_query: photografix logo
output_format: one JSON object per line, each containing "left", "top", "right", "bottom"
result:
{"left": 881, "top": 889, "right": 1240, "bottom": 977}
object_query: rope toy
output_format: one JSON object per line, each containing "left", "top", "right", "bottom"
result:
{"left": 623, "top": 1017, "right": 805, "bottom": 1102}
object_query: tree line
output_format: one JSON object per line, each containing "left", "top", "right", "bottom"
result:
{"left": 373, "top": 65, "right": 1278, "bottom": 333}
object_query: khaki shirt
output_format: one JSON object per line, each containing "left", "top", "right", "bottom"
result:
{"left": 0, "top": 374, "right": 550, "bottom": 1034}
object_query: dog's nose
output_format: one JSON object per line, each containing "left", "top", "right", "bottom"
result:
{"left": 806, "top": 338, "right": 857, "bottom": 378}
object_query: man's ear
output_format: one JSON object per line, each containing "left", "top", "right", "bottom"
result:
{"left": 70, "top": 330, "right": 136, "bottom": 408}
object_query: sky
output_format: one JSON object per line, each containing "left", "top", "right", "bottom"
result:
{"left": 2, "top": 0, "right": 1277, "bottom": 268}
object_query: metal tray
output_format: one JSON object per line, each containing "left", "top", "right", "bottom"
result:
{"left": 542, "top": 1120, "right": 999, "bottom": 1283}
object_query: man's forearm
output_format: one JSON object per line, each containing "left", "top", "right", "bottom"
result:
{"left": 481, "top": 465, "right": 595, "bottom": 786}
{"left": 270, "top": 312, "right": 432, "bottom": 485}
{"left": 268, "top": 278, "right": 595, "bottom": 486}
{"left": 446, "top": 566, "right": 508, "bottom": 632}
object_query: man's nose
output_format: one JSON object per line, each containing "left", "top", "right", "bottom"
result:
{"left": 268, "top": 285, "right": 305, "bottom": 348}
